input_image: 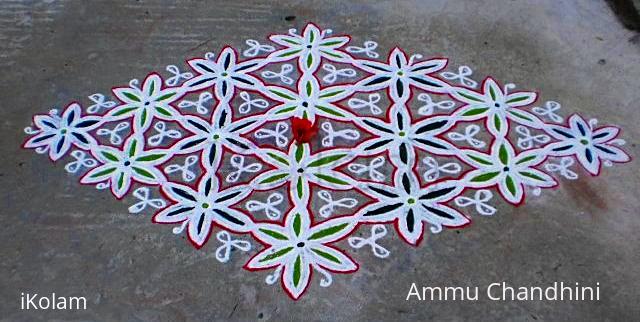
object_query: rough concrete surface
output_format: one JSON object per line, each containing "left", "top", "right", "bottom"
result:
{"left": 1, "top": 0, "right": 639, "bottom": 321}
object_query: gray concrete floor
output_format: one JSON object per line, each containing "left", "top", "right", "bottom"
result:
{"left": 1, "top": 0, "right": 639, "bottom": 321}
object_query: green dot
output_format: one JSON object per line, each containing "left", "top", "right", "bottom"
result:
{"left": 580, "top": 139, "right": 589, "bottom": 145}
{"left": 399, "top": 131, "right": 406, "bottom": 137}
{"left": 407, "top": 198, "right": 415, "bottom": 204}
{"left": 397, "top": 71, "right": 404, "bottom": 76}
{"left": 213, "top": 134, "right": 220, "bottom": 140}
{"left": 221, "top": 72, "right": 228, "bottom": 77}
{"left": 202, "top": 203, "right": 209, "bottom": 209}
{"left": 60, "top": 129, "right": 67, "bottom": 134}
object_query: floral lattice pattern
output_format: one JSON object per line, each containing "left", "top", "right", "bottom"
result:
{"left": 23, "top": 23, "right": 630, "bottom": 300}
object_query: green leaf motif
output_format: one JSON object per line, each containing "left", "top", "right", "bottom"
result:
{"left": 293, "top": 255, "right": 302, "bottom": 286}
{"left": 462, "top": 107, "right": 489, "bottom": 117}
{"left": 306, "top": 54, "right": 313, "bottom": 69}
{"left": 319, "top": 90, "right": 344, "bottom": 99}
{"left": 296, "top": 177, "right": 304, "bottom": 199}
{"left": 260, "top": 173, "right": 289, "bottom": 184}
{"left": 467, "top": 153, "right": 493, "bottom": 166}
{"left": 498, "top": 144, "right": 509, "bottom": 165}
{"left": 311, "top": 248, "right": 341, "bottom": 264}
{"left": 506, "top": 94, "right": 531, "bottom": 104}
{"left": 112, "top": 106, "right": 138, "bottom": 116}
{"left": 278, "top": 49, "right": 302, "bottom": 58}
{"left": 275, "top": 106, "right": 297, "bottom": 115}
{"left": 156, "top": 92, "right": 176, "bottom": 102}
{"left": 101, "top": 151, "right": 120, "bottom": 162}
{"left": 508, "top": 109, "right": 533, "bottom": 122}
{"left": 132, "top": 166, "right": 155, "bottom": 179}
{"left": 90, "top": 167, "right": 116, "bottom": 178}
{"left": 293, "top": 213, "right": 302, "bottom": 237}
{"left": 122, "top": 92, "right": 140, "bottom": 102}
{"left": 457, "top": 91, "right": 483, "bottom": 102}
{"left": 155, "top": 106, "right": 172, "bottom": 117}
{"left": 505, "top": 175, "right": 517, "bottom": 196}
{"left": 305, "top": 81, "right": 312, "bottom": 96}
{"left": 470, "top": 171, "right": 500, "bottom": 183}
{"left": 316, "top": 105, "right": 345, "bottom": 117}
{"left": 128, "top": 139, "right": 138, "bottom": 157}
{"left": 295, "top": 144, "right": 304, "bottom": 163}
{"left": 307, "top": 154, "right": 346, "bottom": 167}
{"left": 493, "top": 114, "right": 502, "bottom": 133}
{"left": 270, "top": 90, "right": 295, "bottom": 100}
{"left": 515, "top": 155, "right": 537, "bottom": 165}
{"left": 136, "top": 154, "right": 165, "bottom": 162}
{"left": 258, "top": 228, "right": 289, "bottom": 241}
{"left": 314, "top": 173, "right": 349, "bottom": 185}
{"left": 308, "top": 223, "right": 349, "bottom": 240}
{"left": 519, "top": 171, "right": 546, "bottom": 182}
{"left": 267, "top": 152, "right": 290, "bottom": 166}
{"left": 259, "top": 246, "right": 293, "bottom": 263}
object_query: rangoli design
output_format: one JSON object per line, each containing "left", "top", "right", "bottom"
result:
{"left": 23, "top": 23, "right": 630, "bottom": 300}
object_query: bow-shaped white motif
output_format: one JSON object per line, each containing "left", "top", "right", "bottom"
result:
{"left": 245, "top": 192, "right": 284, "bottom": 220}
{"left": 454, "top": 190, "right": 496, "bottom": 216}
{"left": 544, "top": 157, "right": 578, "bottom": 180}
{"left": 148, "top": 121, "right": 182, "bottom": 146}
{"left": 242, "top": 39, "right": 275, "bottom": 57}
{"left": 440, "top": 65, "right": 477, "bottom": 88}
{"left": 532, "top": 101, "right": 563, "bottom": 123}
{"left": 422, "top": 157, "right": 462, "bottom": 182}
{"left": 321, "top": 63, "right": 356, "bottom": 84}
{"left": 345, "top": 40, "right": 379, "bottom": 58}
{"left": 347, "top": 156, "right": 386, "bottom": 182}
{"left": 164, "top": 155, "right": 198, "bottom": 182}
{"left": 64, "top": 150, "right": 98, "bottom": 174}
{"left": 177, "top": 92, "right": 213, "bottom": 115}
{"left": 165, "top": 64, "right": 194, "bottom": 86}
{"left": 238, "top": 91, "right": 269, "bottom": 114}
{"left": 226, "top": 154, "right": 262, "bottom": 183}
{"left": 347, "top": 93, "right": 382, "bottom": 115}
{"left": 96, "top": 122, "right": 129, "bottom": 145}
{"left": 86, "top": 93, "right": 116, "bottom": 114}
{"left": 347, "top": 224, "right": 390, "bottom": 258}
{"left": 261, "top": 64, "right": 294, "bottom": 85}
{"left": 446, "top": 124, "right": 485, "bottom": 148}
{"left": 215, "top": 230, "right": 252, "bottom": 263}
{"left": 254, "top": 122, "right": 289, "bottom": 147}
{"left": 416, "top": 93, "right": 455, "bottom": 115}
{"left": 317, "top": 190, "right": 358, "bottom": 218}
{"left": 320, "top": 122, "right": 360, "bottom": 147}
{"left": 515, "top": 125, "right": 550, "bottom": 150}
{"left": 128, "top": 187, "right": 167, "bottom": 214}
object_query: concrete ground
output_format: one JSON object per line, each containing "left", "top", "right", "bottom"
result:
{"left": 1, "top": 0, "right": 639, "bottom": 321}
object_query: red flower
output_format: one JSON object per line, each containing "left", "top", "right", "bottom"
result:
{"left": 291, "top": 117, "right": 318, "bottom": 144}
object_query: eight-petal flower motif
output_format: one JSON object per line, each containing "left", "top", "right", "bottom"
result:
{"left": 80, "top": 135, "right": 170, "bottom": 198}
{"left": 544, "top": 114, "right": 630, "bottom": 175}
{"left": 23, "top": 103, "right": 101, "bottom": 161}
{"left": 451, "top": 77, "right": 543, "bottom": 138}
{"left": 461, "top": 139, "right": 557, "bottom": 204}
{"left": 270, "top": 23, "right": 350, "bottom": 71}
{"left": 153, "top": 174, "right": 253, "bottom": 248}
{"left": 183, "top": 47, "right": 263, "bottom": 100}
{"left": 354, "top": 104, "right": 457, "bottom": 167}
{"left": 355, "top": 48, "right": 448, "bottom": 102}
{"left": 252, "top": 143, "right": 355, "bottom": 206}
{"left": 107, "top": 73, "right": 183, "bottom": 133}
{"left": 245, "top": 209, "right": 357, "bottom": 299}
{"left": 174, "top": 109, "right": 260, "bottom": 170}
{"left": 356, "top": 171, "right": 469, "bottom": 245}
{"left": 263, "top": 75, "right": 354, "bottom": 122}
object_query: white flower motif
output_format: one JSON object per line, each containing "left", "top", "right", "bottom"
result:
{"left": 23, "top": 103, "right": 101, "bottom": 161}
{"left": 544, "top": 114, "right": 629, "bottom": 175}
